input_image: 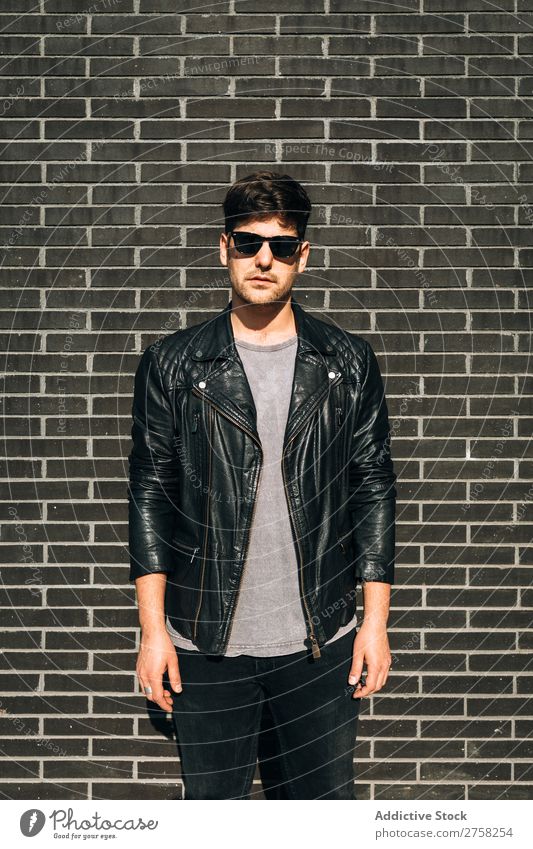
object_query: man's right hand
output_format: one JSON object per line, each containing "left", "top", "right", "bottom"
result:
{"left": 136, "top": 629, "right": 182, "bottom": 711}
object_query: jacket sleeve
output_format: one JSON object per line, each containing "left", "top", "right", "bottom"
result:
{"left": 348, "top": 339, "right": 397, "bottom": 584}
{"left": 127, "top": 344, "right": 180, "bottom": 581}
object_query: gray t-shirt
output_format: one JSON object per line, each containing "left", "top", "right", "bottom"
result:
{"left": 167, "top": 333, "right": 357, "bottom": 656}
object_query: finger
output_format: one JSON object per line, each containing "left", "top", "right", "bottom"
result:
{"left": 143, "top": 687, "right": 156, "bottom": 702}
{"left": 139, "top": 670, "right": 170, "bottom": 710}
{"left": 150, "top": 688, "right": 170, "bottom": 711}
{"left": 149, "top": 685, "right": 166, "bottom": 707}
{"left": 353, "top": 671, "right": 378, "bottom": 698}
{"left": 167, "top": 653, "right": 183, "bottom": 693}
{"left": 137, "top": 665, "right": 152, "bottom": 693}
{"left": 138, "top": 676, "right": 149, "bottom": 697}
{"left": 353, "top": 675, "right": 375, "bottom": 697}
{"left": 377, "top": 662, "right": 392, "bottom": 685}
{"left": 378, "top": 669, "right": 390, "bottom": 689}
{"left": 354, "top": 675, "right": 367, "bottom": 692}
{"left": 142, "top": 675, "right": 161, "bottom": 702}
{"left": 348, "top": 656, "right": 364, "bottom": 686}
{"left": 370, "top": 678, "right": 385, "bottom": 694}
{"left": 161, "top": 689, "right": 174, "bottom": 709}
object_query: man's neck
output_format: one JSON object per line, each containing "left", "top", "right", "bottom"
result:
{"left": 230, "top": 295, "right": 297, "bottom": 346}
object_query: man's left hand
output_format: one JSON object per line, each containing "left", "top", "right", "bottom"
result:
{"left": 348, "top": 621, "right": 392, "bottom": 698}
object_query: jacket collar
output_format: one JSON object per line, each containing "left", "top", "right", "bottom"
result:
{"left": 189, "top": 295, "right": 335, "bottom": 361}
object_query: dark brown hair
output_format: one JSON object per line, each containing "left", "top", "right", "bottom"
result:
{"left": 223, "top": 170, "right": 312, "bottom": 241}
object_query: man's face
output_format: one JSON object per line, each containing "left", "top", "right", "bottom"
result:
{"left": 220, "top": 216, "right": 310, "bottom": 306}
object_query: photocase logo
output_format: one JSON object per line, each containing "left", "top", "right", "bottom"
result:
{"left": 20, "top": 809, "right": 46, "bottom": 837}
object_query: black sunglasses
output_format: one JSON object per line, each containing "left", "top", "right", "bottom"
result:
{"left": 228, "top": 230, "right": 302, "bottom": 260}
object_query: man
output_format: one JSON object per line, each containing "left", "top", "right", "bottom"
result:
{"left": 128, "top": 171, "right": 397, "bottom": 800}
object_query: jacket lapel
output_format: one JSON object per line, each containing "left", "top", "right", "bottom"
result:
{"left": 189, "top": 296, "right": 342, "bottom": 448}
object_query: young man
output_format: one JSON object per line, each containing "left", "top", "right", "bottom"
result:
{"left": 128, "top": 171, "right": 397, "bottom": 800}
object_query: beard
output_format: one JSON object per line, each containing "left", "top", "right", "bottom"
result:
{"left": 229, "top": 272, "right": 293, "bottom": 307}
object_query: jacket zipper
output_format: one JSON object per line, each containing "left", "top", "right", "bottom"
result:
{"left": 280, "top": 379, "right": 342, "bottom": 660}
{"left": 281, "top": 434, "right": 321, "bottom": 659}
{"left": 224, "top": 457, "right": 263, "bottom": 650}
{"left": 335, "top": 405, "right": 344, "bottom": 516}
{"left": 192, "top": 404, "right": 213, "bottom": 642}
{"left": 191, "top": 387, "right": 263, "bottom": 650}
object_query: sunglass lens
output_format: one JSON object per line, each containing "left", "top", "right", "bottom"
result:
{"left": 232, "top": 232, "right": 263, "bottom": 255}
{"left": 270, "top": 237, "right": 300, "bottom": 258}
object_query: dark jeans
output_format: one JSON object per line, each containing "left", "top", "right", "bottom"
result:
{"left": 170, "top": 625, "right": 360, "bottom": 800}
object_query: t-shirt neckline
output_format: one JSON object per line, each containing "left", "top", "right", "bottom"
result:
{"left": 235, "top": 334, "right": 298, "bottom": 352}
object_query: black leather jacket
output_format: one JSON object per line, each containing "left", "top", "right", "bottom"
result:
{"left": 128, "top": 296, "right": 397, "bottom": 659}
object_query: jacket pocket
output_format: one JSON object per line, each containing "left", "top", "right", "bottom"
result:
{"left": 171, "top": 538, "right": 200, "bottom": 566}
{"left": 335, "top": 405, "right": 344, "bottom": 463}
{"left": 166, "top": 539, "right": 202, "bottom": 636}
{"left": 334, "top": 405, "right": 347, "bottom": 514}
{"left": 337, "top": 527, "right": 353, "bottom": 562}
{"left": 191, "top": 410, "right": 202, "bottom": 477}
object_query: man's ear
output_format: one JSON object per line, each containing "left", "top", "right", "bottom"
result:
{"left": 297, "top": 240, "right": 310, "bottom": 274}
{"left": 220, "top": 232, "right": 229, "bottom": 267}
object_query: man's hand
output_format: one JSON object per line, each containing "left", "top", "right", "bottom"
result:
{"left": 136, "top": 628, "right": 182, "bottom": 711}
{"left": 348, "top": 620, "right": 392, "bottom": 699}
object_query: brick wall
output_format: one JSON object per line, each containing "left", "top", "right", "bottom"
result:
{"left": 1, "top": 0, "right": 532, "bottom": 800}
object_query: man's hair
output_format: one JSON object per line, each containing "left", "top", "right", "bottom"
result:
{"left": 223, "top": 170, "right": 312, "bottom": 241}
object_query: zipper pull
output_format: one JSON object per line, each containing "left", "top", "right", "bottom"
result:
{"left": 309, "top": 634, "right": 321, "bottom": 659}
{"left": 335, "top": 406, "right": 343, "bottom": 427}
{"left": 190, "top": 546, "right": 199, "bottom": 563}
{"left": 192, "top": 411, "right": 198, "bottom": 432}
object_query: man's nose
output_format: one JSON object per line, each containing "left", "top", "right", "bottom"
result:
{"left": 255, "top": 241, "right": 274, "bottom": 267}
